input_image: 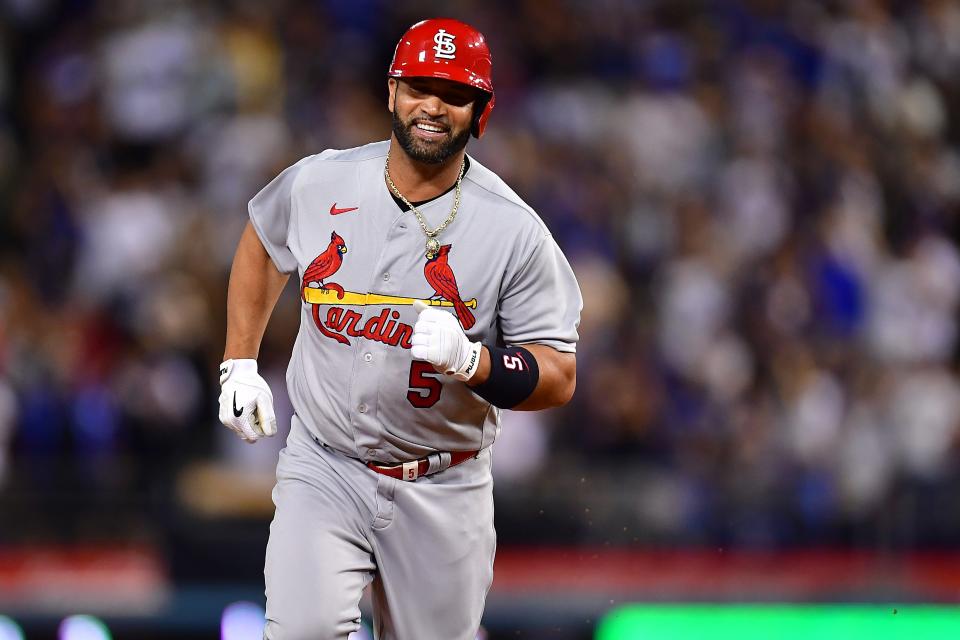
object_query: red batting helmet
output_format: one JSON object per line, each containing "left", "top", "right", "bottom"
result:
{"left": 388, "top": 18, "right": 495, "bottom": 138}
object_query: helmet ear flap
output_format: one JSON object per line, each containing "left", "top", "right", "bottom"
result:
{"left": 472, "top": 92, "right": 495, "bottom": 138}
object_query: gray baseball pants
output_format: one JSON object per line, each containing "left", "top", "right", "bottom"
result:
{"left": 263, "top": 421, "right": 495, "bottom": 640}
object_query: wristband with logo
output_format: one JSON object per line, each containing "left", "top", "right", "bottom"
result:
{"left": 470, "top": 346, "right": 539, "bottom": 409}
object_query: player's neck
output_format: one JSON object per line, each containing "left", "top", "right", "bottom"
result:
{"left": 386, "top": 139, "right": 466, "bottom": 202}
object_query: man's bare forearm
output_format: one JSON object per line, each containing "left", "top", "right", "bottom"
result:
{"left": 223, "top": 221, "right": 290, "bottom": 360}
{"left": 513, "top": 344, "right": 575, "bottom": 410}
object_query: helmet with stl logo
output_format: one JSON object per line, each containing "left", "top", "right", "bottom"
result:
{"left": 388, "top": 18, "right": 495, "bottom": 138}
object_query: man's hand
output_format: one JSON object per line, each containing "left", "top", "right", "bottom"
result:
{"left": 411, "top": 300, "right": 483, "bottom": 381}
{"left": 218, "top": 359, "right": 277, "bottom": 443}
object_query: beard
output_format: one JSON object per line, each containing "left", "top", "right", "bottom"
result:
{"left": 391, "top": 109, "right": 471, "bottom": 165}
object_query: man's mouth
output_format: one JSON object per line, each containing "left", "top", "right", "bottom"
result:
{"left": 412, "top": 121, "right": 449, "bottom": 139}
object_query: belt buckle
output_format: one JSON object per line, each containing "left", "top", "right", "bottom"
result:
{"left": 401, "top": 460, "right": 419, "bottom": 482}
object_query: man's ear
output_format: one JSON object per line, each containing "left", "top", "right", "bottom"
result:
{"left": 387, "top": 78, "right": 398, "bottom": 113}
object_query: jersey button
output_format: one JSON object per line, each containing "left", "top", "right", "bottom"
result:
{"left": 382, "top": 272, "right": 390, "bottom": 282}
{"left": 364, "top": 353, "right": 373, "bottom": 362}
{"left": 358, "top": 403, "right": 368, "bottom": 414}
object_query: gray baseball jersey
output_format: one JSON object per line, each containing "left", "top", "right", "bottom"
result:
{"left": 250, "top": 140, "right": 581, "bottom": 640}
{"left": 249, "top": 140, "right": 581, "bottom": 464}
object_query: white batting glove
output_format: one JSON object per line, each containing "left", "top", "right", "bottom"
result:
{"left": 218, "top": 359, "right": 277, "bottom": 443}
{"left": 411, "top": 300, "right": 483, "bottom": 381}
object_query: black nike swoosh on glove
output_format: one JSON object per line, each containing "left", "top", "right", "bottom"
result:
{"left": 233, "top": 391, "right": 243, "bottom": 417}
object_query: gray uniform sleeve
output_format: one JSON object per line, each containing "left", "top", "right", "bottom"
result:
{"left": 247, "top": 158, "right": 310, "bottom": 274}
{"left": 498, "top": 234, "right": 582, "bottom": 353}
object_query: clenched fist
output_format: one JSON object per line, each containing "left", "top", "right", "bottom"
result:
{"left": 410, "top": 300, "right": 483, "bottom": 382}
{"left": 218, "top": 359, "right": 277, "bottom": 443}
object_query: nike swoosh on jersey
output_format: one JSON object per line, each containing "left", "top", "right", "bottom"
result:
{"left": 330, "top": 203, "right": 359, "bottom": 215}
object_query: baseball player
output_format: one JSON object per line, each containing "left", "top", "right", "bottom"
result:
{"left": 218, "top": 18, "right": 582, "bottom": 640}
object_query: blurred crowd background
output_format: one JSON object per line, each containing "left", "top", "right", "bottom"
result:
{"left": 1, "top": 0, "right": 960, "bottom": 636}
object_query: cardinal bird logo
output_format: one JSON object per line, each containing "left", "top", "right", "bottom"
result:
{"left": 424, "top": 244, "right": 475, "bottom": 330}
{"left": 303, "top": 231, "right": 350, "bottom": 345}
{"left": 298, "top": 235, "right": 479, "bottom": 349}
{"left": 303, "top": 231, "right": 348, "bottom": 299}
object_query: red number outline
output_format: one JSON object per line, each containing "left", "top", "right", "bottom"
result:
{"left": 407, "top": 361, "right": 442, "bottom": 408}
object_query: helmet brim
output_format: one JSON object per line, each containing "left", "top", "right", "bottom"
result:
{"left": 389, "top": 64, "right": 493, "bottom": 95}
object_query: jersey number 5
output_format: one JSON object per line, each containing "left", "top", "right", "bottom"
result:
{"left": 503, "top": 354, "right": 526, "bottom": 370}
{"left": 407, "top": 361, "right": 442, "bottom": 408}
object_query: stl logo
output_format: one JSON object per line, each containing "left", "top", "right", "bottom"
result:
{"left": 433, "top": 29, "right": 456, "bottom": 60}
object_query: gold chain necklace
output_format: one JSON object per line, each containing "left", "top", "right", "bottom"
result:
{"left": 384, "top": 152, "right": 465, "bottom": 259}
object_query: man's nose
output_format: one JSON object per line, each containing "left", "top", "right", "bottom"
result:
{"left": 420, "top": 94, "right": 445, "bottom": 115}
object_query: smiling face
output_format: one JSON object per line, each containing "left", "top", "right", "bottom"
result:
{"left": 388, "top": 77, "right": 479, "bottom": 165}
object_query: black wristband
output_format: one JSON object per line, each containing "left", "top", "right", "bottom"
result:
{"left": 470, "top": 346, "right": 539, "bottom": 409}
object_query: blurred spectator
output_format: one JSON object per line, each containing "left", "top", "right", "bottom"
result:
{"left": 0, "top": 0, "right": 958, "bottom": 553}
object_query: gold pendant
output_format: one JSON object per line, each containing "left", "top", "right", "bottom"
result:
{"left": 426, "top": 237, "right": 440, "bottom": 259}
